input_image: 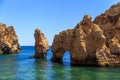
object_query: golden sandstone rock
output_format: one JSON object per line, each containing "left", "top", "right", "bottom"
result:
{"left": 34, "top": 29, "right": 49, "bottom": 58}
{"left": 0, "top": 23, "right": 21, "bottom": 54}
{"left": 51, "top": 3, "right": 120, "bottom": 66}
{"left": 94, "top": 2, "right": 120, "bottom": 56}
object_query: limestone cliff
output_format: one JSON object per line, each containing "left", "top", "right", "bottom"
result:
{"left": 34, "top": 29, "right": 49, "bottom": 58}
{"left": 52, "top": 3, "right": 120, "bottom": 66}
{"left": 94, "top": 2, "right": 120, "bottom": 56}
{"left": 0, "top": 23, "right": 21, "bottom": 54}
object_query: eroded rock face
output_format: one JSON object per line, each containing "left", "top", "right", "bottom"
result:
{"left": 52, "top": 3, "right": 120, "bottom": 66}
{"left": 0, "top": 23, "right": 21, "bottom": 54}
{"left": 34, "top": 29, "right": 49, "bottom": 58}
{"left": 94, "top": 2, "right": 120, "bottom": 56}
{"left": 52, "top": 15, "right": 110, "bottom": 66}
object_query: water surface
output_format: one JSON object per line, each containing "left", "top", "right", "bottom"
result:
{"left": 0, "top": 46, "right": 120, "bottom": 80}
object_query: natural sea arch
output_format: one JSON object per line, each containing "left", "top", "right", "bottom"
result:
{"left": 62, "top": 51, "right": 71, "bottom": 66}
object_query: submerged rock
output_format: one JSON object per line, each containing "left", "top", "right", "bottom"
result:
{"left": 34, "top": 29, "right": 49, "bottom": 58}
{"left": 0, "top": 23, "right": 21, "bottom": 54}
{"left": 52, "top": 3, "right": 120, "bottom": 66}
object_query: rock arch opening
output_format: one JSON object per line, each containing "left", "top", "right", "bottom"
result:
{"left": 62, "top": 51, "right": 71, "bottom": 66}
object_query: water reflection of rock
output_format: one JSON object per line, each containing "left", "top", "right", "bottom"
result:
{"left": 16, "top": 58, "right": 36, "bottom": 80}
{"left": 0, "top": 55, "right": 17, "bottom": 80}
{"left": 33, "top": 48, "right": 72, "bottom": 80}
{"left": 68, "top": 67, "right": 120, "bottom": 80}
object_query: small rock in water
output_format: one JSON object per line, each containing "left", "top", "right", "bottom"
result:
{"left": 34, "top": 28, "right": 49, "bottom": 58}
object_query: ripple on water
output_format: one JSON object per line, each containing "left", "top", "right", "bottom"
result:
{"left": 0, "top": 46, "right": 120, "bottom": 80}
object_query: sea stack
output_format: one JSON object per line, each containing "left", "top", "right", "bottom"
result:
{"left": 0, "top": 23, "right": 21, "bottom": 54}
{"left": 51, "top": 3, "right": 120, "bottom": 66}
{"left": 34, "top": 28, "right": 49, "bottom": 58}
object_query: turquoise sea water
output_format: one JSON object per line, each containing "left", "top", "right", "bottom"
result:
{"left": 0, "top": 46, "right": 120, "bottom": 80}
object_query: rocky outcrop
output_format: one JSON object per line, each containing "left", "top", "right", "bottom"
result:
{"left": 34, "top": 29, "right": 49, "bottom": 58}
{"left": 94, "top": 2, "right": 120, "bottom": 56}
{"left": 0, "top": 23, "right": 21, "bottom": 54}
{"left": 52, "top": 3, "right": 120, "bottom": 66}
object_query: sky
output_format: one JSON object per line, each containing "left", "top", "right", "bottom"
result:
{"left": 0, "top": 0, "right": 120, "bottom": 46}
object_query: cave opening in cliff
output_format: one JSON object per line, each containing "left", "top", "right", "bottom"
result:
{"left": 62, "top": 51, "right": 71, "bottom": 66}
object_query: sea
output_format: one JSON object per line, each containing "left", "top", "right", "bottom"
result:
{"left": 0, "top": 46, "right": 120, "bottom": 80}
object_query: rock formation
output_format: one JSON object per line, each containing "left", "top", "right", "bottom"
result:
{"left": 52, "top": 3, "right": 120, "bottom": 66}
{"left": 0, "top": 23, "right": 21, "bottom": 54}
{"left": 34, "top": 29, "right": 49, "bottom": 58}
{"left": 94, "top": 2, "right": 120, "bottom": 56}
